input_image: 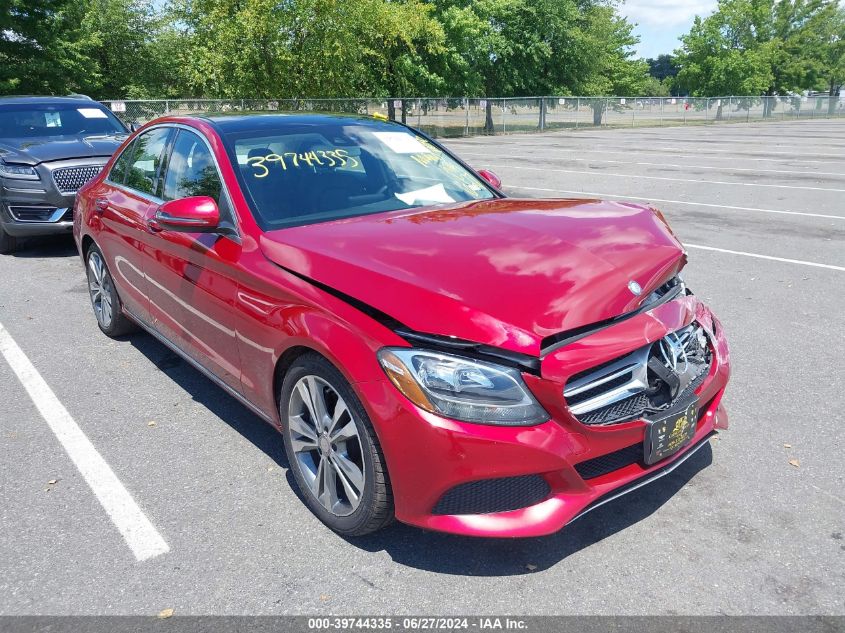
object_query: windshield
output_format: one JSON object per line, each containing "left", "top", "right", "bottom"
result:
{"left": 224, "top": 119, "right": 496, "bottom": 229}
{"left": 0, "top": 103, "right": 126, "bottom": 139}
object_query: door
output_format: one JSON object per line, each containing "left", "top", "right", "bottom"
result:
{"left": 92, "top": 127, "right": 173, "bottom": 323}
{"left": 143, "top": 128, "right": 243, "bottom": 392}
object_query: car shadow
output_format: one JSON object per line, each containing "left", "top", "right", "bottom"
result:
{"left": 126, "top": 332, "right": 289, "bottom": 469}
{"left": 10, "top": 235, "right": 78, "bottom": 258}
{"left": 126, "top": 329, "right": 714, "bottom": 576}
{"left": 348, "top": 444, "right": 713, "bottom": 576}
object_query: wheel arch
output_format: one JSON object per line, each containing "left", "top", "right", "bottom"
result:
{"left": 80, "top": 234, "right": 95, "bottom": 259}
{"left": 272, "top": 344, "right": 315, "bottom": 422}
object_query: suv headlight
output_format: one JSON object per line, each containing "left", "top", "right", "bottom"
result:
{"left": 378, "top": 348, "right": 549, "bottom": 426}
{"left": 0, "top": 163, "right": 39, "bottom": 180}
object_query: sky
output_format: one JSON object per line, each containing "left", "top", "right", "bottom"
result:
{"left": 620, "top": 0, "right": 719, "bottom": 60}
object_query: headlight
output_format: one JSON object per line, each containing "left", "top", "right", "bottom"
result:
{"left": 0, "top": 163, "right": 39, "bottom": 180}
{"left": 377, "top": 348, "right": 549, "bottom": 426}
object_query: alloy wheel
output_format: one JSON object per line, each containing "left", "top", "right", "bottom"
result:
{"left": 287, "top": 375, "right": 365, "bottom": 517}
{"left": 87, "top": 251, "right": 114, "bottom": 328}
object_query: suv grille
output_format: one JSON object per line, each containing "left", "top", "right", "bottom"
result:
{"left": 564, "top": 322, "right": 712, "bottom": 427}
{"left": 52, "top": 165, "right": 102, "bottom": 194}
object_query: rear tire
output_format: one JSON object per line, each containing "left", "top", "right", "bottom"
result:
{"left": 280, "top": 353, "right": 394, "bottom": 536}
{"left": 85, "top": 244, "right": 136, "bottom": 337}
{"left": 0, "top": 224, "right": 18, "bottom": 254}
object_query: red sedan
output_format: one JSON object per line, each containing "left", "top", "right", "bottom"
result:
{"left": 74, "top": 113, "right": 730, "bottom": 537}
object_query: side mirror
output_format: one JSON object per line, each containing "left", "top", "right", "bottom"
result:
{"left": 477, "top": 169, "right": 502, "bottom": 189}
{"left": 129, "top": 121, "right": 141, "bottom": 133}
{"left": 154, "top": 196, "right": 220, "bottom": 233}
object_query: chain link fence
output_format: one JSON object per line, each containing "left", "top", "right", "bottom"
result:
{"left": 102, "top": 95, "right": 845, "bottom": 138}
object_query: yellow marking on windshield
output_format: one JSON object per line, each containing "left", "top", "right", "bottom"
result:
{"left": 246, "top": 148, "right": 358, "bottom": 178}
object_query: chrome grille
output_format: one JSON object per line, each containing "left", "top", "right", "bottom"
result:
{"left": 564, "top": 323, "right": 712, "bottom": 426}
{"left": 51, "top": 165, "right": 102, "bottom": 194}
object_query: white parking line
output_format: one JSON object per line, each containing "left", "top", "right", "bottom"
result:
{"left": 571, "top": 131, "right": 845, "bottom": 143}
{"left": 625, "top": 145, "right": 845, "bottom": 160}
{"left": 449, "top": 143, "right": 844, "bottom": 165}
{"left": 507, "top": 185, "right": 845, "bottom": 220}
{"left": 455, "top": 151, "right": 845, "bottom": 177}
{"left": 477, "top": 163, "right": 845, "bottom": 193}
{"left": 685, "top": 244, "right": 845, "bottom": 271}
{"left": 536, "top": 140, "right": 845, "bottom": 159}
{"left": 0, "top": 322, "right": 169, "bottom": 561}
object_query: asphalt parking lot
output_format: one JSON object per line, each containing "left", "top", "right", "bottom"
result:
{"left": 1, "top": 119, "right": 843, "bottom": 616}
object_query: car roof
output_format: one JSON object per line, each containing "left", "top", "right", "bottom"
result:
{"left": 196, "top": 112, "right": 399, "bottom": 134}
{"left": 0, "top": 95, "right": 99, "bottom": 106}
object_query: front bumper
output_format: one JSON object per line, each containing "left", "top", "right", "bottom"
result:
{"left": 0, "top": 203, "right": 74, "bottom": 236}
{"left": 357, "top": 295, "right": 730, "bottom": 538}
{"left": 1, "top": 158, "right": 107, "bottom": 238}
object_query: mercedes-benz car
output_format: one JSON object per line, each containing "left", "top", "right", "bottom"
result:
{"left": 0, "top": 96, "right": 128, "bottom": 253}
{"left": 73, "top": 113, "right": 730, "bottom": 537}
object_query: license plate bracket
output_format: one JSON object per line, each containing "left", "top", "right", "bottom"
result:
{"left": 643, "top": 398, "right": 699, "bottom": 466}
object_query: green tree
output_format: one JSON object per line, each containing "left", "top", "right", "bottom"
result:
{"left": 643, "top": 76, "right": 671, "bottom": 97}
{"left": 76, "top": 0, "right": 181, "bottom": 98}
{"left": 172, "top": 0, "right": 444, "bottom": 101}
{"left": 675, "top": 11, "right": 771, "bottom": 100}
{"left": 675, "top": 0, "right": 841, "bottom": 117}
{"left": 816, "top": 4, "right": 845, "bottom": 111}
{"left": 357, "top": 0, "right": 446, "bottom": 121}
{"left": 0, "top": 0, "right": 88, "bottom": 94}
{"left": 433, "top": 0, "right": 648, "bottom": 130}
{"left": 573, "top": 4, "right": 649, "bottom": 125}
{"left": 647, "top": 54, "right": 679, "bottom": 81}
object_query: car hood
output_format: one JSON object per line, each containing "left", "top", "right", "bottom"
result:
{"left": 0, "top": 134, "right": 127, "bottom": 165}
{"left": 259, "top": 198, "right": 686, "bottom": 356}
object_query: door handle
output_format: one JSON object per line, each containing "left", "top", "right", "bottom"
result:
{"left": 94, "top": 197, "right": 110, "bottom": 214}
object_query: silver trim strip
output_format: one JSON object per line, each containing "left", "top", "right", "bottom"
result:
{"left": 7, "top": 206, "right": 70, "bottom": 223}
{"left": 565, "top": 363, "right": 638, "bottom": 397}
{"left": 566, "top": 433, "right": 714, "bottom": 525}
{"left": 3, "top": 186, "right": 47, "bottom": 194}
{"left": 564, "top": 348, "right": 650, "bottom": 415}
{"left": 564, "top": 322, "right": 708, "bottom": 419}
{"left": 123, "top": 307, "right": 276, "bottom": 426}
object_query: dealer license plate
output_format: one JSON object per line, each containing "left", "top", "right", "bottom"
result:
{"left": 643, "top": 399, "right": 699, "bottom": 466}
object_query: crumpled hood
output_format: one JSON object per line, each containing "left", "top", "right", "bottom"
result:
{"left": 259, "top": 198, "right": 686, "bottom": 356}
{"left": 0, "top": 134, "right": 126, "bottom": 165}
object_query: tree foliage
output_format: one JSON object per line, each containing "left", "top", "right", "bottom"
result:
{"left": 674, "top": 0, "right": 844, "bottom": 99}
{"left": 1, "top": 0, "right": 653, "bottom": 99}
{"left": 647, "top": 54, "right": 679, "bottom": 81}
{"left": 0, "top": 0, "right": 84, "bottom": 94}
{"left": 816, "top": 4, "right": 845, "bottom": 96}
{"left": 5, "top": 0, "right": 841, "bottom": 101}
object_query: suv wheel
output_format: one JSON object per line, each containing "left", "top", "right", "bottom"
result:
{"left": 280, "top": 353, "right": 394, "bottom": 536}
{"left": 86, "top": 245, "right": 135, "bottom": 337}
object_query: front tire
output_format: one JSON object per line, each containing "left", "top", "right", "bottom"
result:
{"left": 86, "top": 245, "right": 136, "bottom": 337}
{"left": 0, "top": 224, "right": 18, "bottom": 254}
{"left": 280, "top": 353, "right": 394, "bottom": 536}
